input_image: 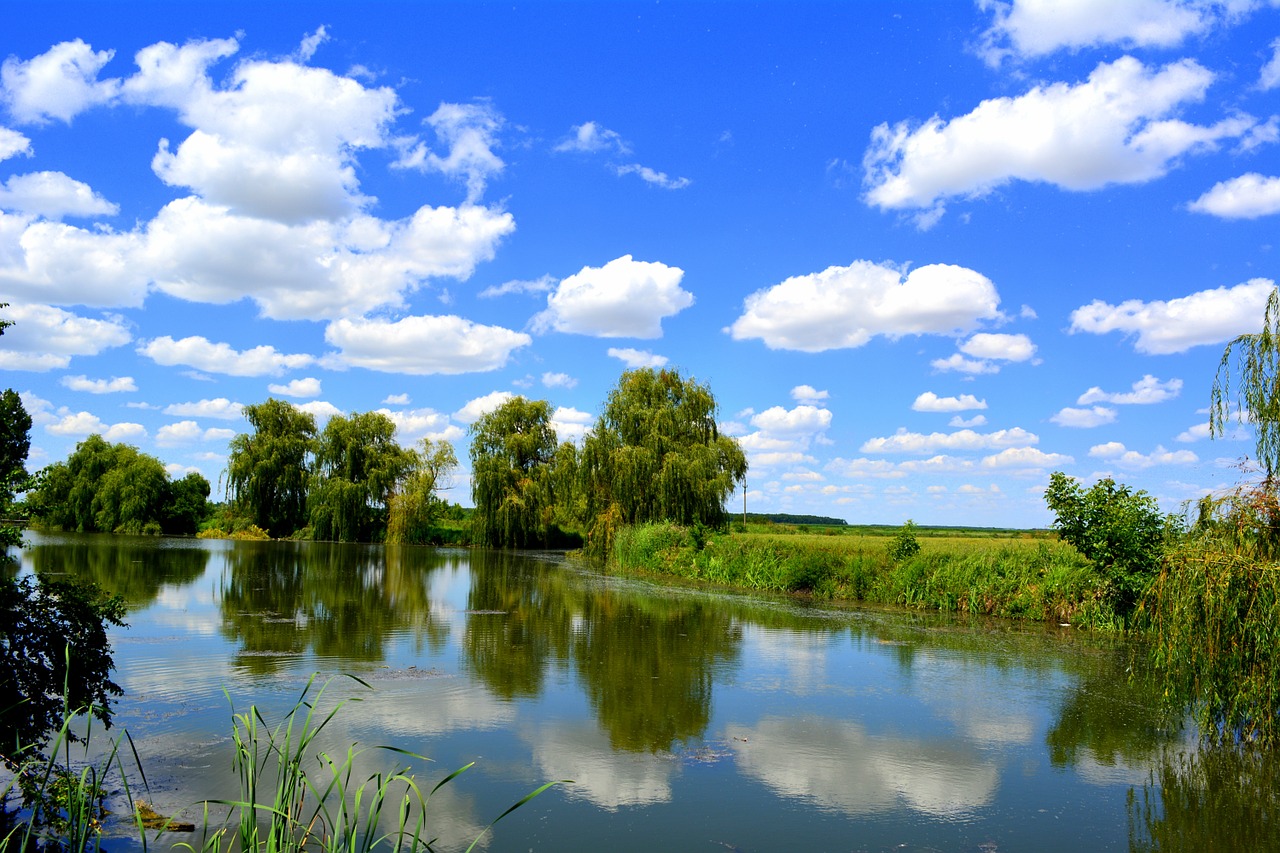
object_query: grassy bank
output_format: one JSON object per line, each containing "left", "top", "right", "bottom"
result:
{"left": 612, "top": 522, "right": 1125, "bottom": 629}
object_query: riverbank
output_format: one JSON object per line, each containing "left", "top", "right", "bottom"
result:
{"left": 610, "top": 521, "right": 1126, "bottom": 629}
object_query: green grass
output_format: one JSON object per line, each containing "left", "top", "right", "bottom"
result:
{"left": 612, "top": 523, "right": 1122, "bottom": 628}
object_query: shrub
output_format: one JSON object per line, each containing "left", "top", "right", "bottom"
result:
{"left": 888, "top": 520, "right": 921, "bottom": 563}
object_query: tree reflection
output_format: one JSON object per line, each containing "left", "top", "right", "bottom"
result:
{"left": 27, "top": 535, "right": 210, "bottom": 608}
{"left": 219, "top": 540, "right": 452, "bottom": 673}
{"left": 1130, "top": 745, "right": 1280, "bottom": 852}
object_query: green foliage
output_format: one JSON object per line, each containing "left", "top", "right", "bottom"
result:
{"left": 308, "top": 411, "right": 414, "bottom": 542}
{"left": 227, "top": 399, "right": 317, "bottom": 537}
{"left": 1211, "top": 286, "right": 1280, "bottom": 476}
{"left": 1044, "top": 471, "right": 1175, "bottom": 613}
{"left": 578, "top": 368, "right": 747, "bottom": 556}
{"left": 0, "top": 389, "right": 31, "bottom": 512}
{"left": 888, "top": 519, "right": 921, "bottom": 562}
{"left": 386, "top": 438, "right": 458, "bottom": 545}
{"left": 469, "top": 397, "right": 560, "bottom": 548}
{"left": 0, "top": 574, "right": 125, "bottom": 761}
{"left": 29, "top": 436, "right": 208, "bottom": 535}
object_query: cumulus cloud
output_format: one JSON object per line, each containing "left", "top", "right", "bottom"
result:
{"left": 730, "top": 261, "right": 1002, "bottom": 352}
{"left": 959, "top": 333, "right": 1036, "bottom": 362}
{"left": 551, "top": 406, "right": 593, "bottom": 443}
{"left": 912, "top": 392, "right": 987, "bottom": 413}
{"left": 1262, "top": 38, "right": 1280, "bottom": 90}
{"left": 1189, "top": 173, "right": 1280, "bottom": 219}
{"left": 534, "top": 255, "right": 692, "bottom": 338}
{"left": 930, "top": 353, "right": 1001, "bottom": 375}
{"left": 382, "top": 393, "right": 410, "bottom": 405}
{"left": 863, "top": 57, "right": 1255, "bottom": 222}
{"left": 139, "top": 335, "right": 314, "bottom": 376}
{"left": 0, "top": 127, "right": 31, "bottom": 161}
{"left": 825, "top": 457, "right": 907, "bottom": 479}
{"left": 295, "top": 400, "right": 342, "bottom": 422}
{"left": 1176, "top": 422, "right": 1212, "bottom": 442}
{"left": 949, "top": 414, "right": 988, "bottom": 428}
{"left": 0, "top": 303, "right": 130, "bottom": 371}
{"left": 325, "top": 315, "right": 530, "bottom": 375}
{"left": 376, "top": 407, "right": 462, "bottom": 442}
{"left": 60, "top": 375, "right": 136, "bottom": 394}
{"left": 453, "top": 391, "right": 516, "bottom": 424}
{"left": 791, "top": 385, "right": 830, "bottom": 405}
{"left": 1050, "top": 405, "right": 1118, "bottom": 428}
{"left": 396, "top": 101, "right": 505, "bottom": 203}
{"left": 981, "top": 447, "right": 1075, "bottom": 469}
{"left": 267, "top": 377, "right": 322, "bottom": 398}
{"left": 163, "top": 397, "right": 244, "bottom": 420}
{"left": 554, "top": 121, "right": 631, "bottom": 155}
{"left": 750, "top": 405, "right": 833, "bottom": 436}
{"left": 607, "top": 347, "right": 668, "bottom": 368}
{"left": 976, "top": 0, "right": 1241, "bottom": 64}
{"left": 1088, "top": 441, "right": 1198, "bottom": 468}
{"left": 541, "top": 372, "right": 577, "bottom": 389}
{"left": 861, "top": 427, "right": 1037, "bottom": 454}
{"left": 0, "top": 171, "right": 118, "bottom": 218}
{"left": 1070, "top": 278, "right": 1273, "bottom": 354}
{"left": 479, "top": 274, "right": 556, "bottom": 299}
{"left": 1, "top": 39, "right": 120, "bottom": 123}
{"left": 156, "top": 420, "right": 235, "bottom": 446}
{"left": 1077, "top": 374, "right": 1182, "bottom": 405}
{"left": 47, "top": 409, "right": 144, "bottom": 441}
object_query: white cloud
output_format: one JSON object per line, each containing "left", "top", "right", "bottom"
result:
{"left": 267, "top": 377, "right": 322, "bottom": 398}
{"left": 377, "top": 407, "right": 463, "bottom": 442}
{"left": 730, "top": 261, "right": 1002, "bottom": 352}
{"left": 1, "top": 39, "right": 120, "bottom": 124}
{"left": 0, "top": 172, "right": 118, "bottom": 218}
{"left": 1070, "top": 278, "right": 1273, "bottom": 354}
{"left": 140, "top": 335, "right": 314, "bottom": 376}
{"left": 534, "top": 255, "right": 692, "bottom": 338}
{"left": 912, "top": 392, "right": 987, "bottom": 413}
{"left": 863, "top": 57, "right": 1254, "bottom": 220}
{"left": 977, "top": 0, "right": 1239, "bottom": 63}
{"left": 479, "top": 274, "right": 557, "bottom": 299}
{"left": 614, "top": 164, "right": 691, "bottom": 190}
{"left": 750, "top": 405, "right": 833, "bottom": 436}
{"left": 60, "top": 375, "right": 136, "bottom": 394}
{"left": 297, "top": 26, "right": 329, "bottom": 63}
{"left": 156, "top": 420, "right": 234, "bottom": 446}
{"left": 949, "top": 414, "right": 988, "bottom": 428}
{"left": 959, "top": 332, "right": 1036, "bottom": 362}
{"left": 163, "top": 398, "right": 244, "bottom": 420}
{"left": 1262, "top": 38, "right": 1280, "bottom": 90}
{"left": 554, "top": 121, "right": 631, "bottom": 155}
{"left": 453, "top": 391, "right": 516, "bottom": 425}
{"left": 0, "top": 127, "right": 31, "bottom": 161}
{"left": 396, "top": 101, "right": 505, "bottom": 203}
{"left": 825, "top": 457, "right": 907, "bottom": 479}
{"left": 295, "top": 400, "right": 342, "bottom": 422}
{"left": 325, "top": 315, "right": 531, "bottom": 375}
{"left": 0, "top": 303, "right": 130, "bottom": 371}
{"left": 930, "top": 353, "right": 1000, "bottom": 375}
{"left": 1176, "top": 422, "right": 1212, "bottom": 442}
{"left": 551, "top": 406, "right": 593, "bottom": 443}
{"left": 541, "top": 371, "right": 577, "bottom": 389}
{"left": 47, "top": 409, "right": 145, "bottom": 442}
{"left": 382, "top": 393, "right": 410, "bottom": 405}
{"left": 981, "top": 447, "right": 1074, "bottom": 469}
{"left": 1088, "top": 441, "right": 1198, "bottom": 468}
{"left": 1077, "top": 375, "right": 1182, "bottom": 405}
{"left": 606, "top": 347, "right": 668, "bottom": 368}
{"left": 861, "top": 427, "right": 1037, "bottom": 454}
{"left": 1050, "top": 405, "right": 1118, "bottom": 428}
{"left": 1189, "top": 173, "right": 1280, "bottom": 219}
{"left": 791, "top": 385, "right": 830, "bottom": 405}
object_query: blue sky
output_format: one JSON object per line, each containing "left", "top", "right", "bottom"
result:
{"left": 3, "top": 1, "right": 1279, "bottom": 527}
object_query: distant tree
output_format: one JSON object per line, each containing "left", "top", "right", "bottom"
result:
{"left": 309, "top": 411, "right": 413, "bottom": 542}
{"left": 226, "top": 399, "right": 317, "bottom": 536}
{"left": 164, "top": 470, "right": 212, "bottom": 534}
{"left": 1044, "top": 471, "right": 1175, "bottom": 612}
{"left": 387, "top": 438, "right": 458, "bottom": 544}
{"left": 0, "top": 389, "right": 31, "bottom": 550}
{"left": 90, "top": 446, "right": 169, "bottom": 534}
{"left": 470, "top": 397, "right": 559, "bottom": 548}
{"left": 578, "top": 368, "right": 747, "bottom": 554}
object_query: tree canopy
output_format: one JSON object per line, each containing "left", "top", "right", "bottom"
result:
{"left": 578, "top": 368, "right": 747, "bottom": 552}
{"left": 469, "top": 397, "right": 560, "bottom": 548}
{"left": 227, "top": 399, "right": 317, "bottom": 536}
{"left": 1212, "top": 286, "right": 1280, "bottom": 476}
{"left": 387, "top": 438, "right": 458, "bottom": 545}
{"left": 309, "top": 411, "right": 414, "bottom": 542}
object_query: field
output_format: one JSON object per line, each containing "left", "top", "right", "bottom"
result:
{"left": 611, "top": 522, "right": 1125, "bottom": 629}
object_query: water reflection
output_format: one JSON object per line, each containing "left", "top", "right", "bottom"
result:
{"left": 26, "top": 532, "right": 210, "bottom": 608}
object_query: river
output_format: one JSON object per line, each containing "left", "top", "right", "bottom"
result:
{"left": 7, "top": 531, "right": 1269, "bottom": 851}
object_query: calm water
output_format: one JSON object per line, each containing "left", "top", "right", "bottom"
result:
{"left": 6, "top": 532, "right": 1264, "bottom": 851}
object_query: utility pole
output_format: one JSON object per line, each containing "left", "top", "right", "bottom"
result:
{"left": 742, "top": 474, "right": 747, "bottom": 528}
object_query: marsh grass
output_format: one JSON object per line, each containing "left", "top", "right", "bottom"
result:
{"left": 613, "top": 523, "right": 1121, "bottom": 627}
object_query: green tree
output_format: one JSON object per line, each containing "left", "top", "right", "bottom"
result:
{"left": 387, "top": 438, "right": 458, "bottom": 544}
{"left": 469, "top": 397, "right": 559, "bottom": 548}
{"left": 164, "top": 470, "right": 211, "bottom": 535}
{"left": 0, "top": 389, "right": 31, "bottom": 550}
{"left": 578, "top": 368, "right": 747, "bottom": 554}
{"left": 308, "top": 411, "right": 414, "bottom": 542}
{"left": 1043, "top": 471, "right": 1174, "bottom": 613}
{"left": 1212, "top": 286, "right": 1280, "bottom": 476}
{"left": 227, "top": 399, "right": 317, "bottom": 537}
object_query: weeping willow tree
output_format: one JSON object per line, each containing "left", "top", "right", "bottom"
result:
{"left": 469, "top": 397, "right": 559, "bottom": 548}
{"left": 386, "top": 438, "right": 458, "bottom": 544}
{"left": 1146, "top": 286, "right": 1280, "bottom": 745}
{"left": 309, "top": 411, "right": 414, "bottom": 542}
{"left": 578, "top": 368, "right": 747, "bottom": 556}
{"left": 226, "top": 399, "right": 317, "bottom": 537}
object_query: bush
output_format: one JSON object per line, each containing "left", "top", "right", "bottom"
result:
{"left": 888, "top": 520, "right": 921, "bottom": 563}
